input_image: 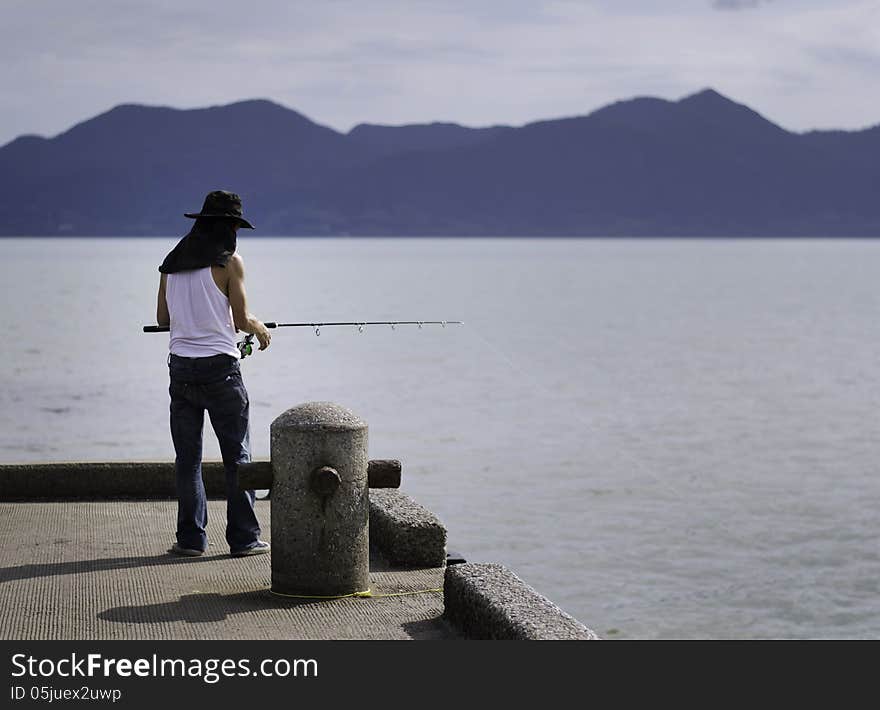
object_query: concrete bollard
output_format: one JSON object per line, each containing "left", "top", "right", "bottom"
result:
{"left": 269, "top": 402, "right": 369, "bottom": 596}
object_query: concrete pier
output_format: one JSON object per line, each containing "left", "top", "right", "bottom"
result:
{"left": 0, "top": 500, "right": 452, "bottom": 640}
{"left": 0, "top": 457, "right": 599, "bottom": 641}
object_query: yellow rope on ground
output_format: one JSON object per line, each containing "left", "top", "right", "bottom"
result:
{"left": 269, "top": 587, "right": 442, "bottom": 600}
{"left": 368, "top": 588, "right": 442, "bottom": 598}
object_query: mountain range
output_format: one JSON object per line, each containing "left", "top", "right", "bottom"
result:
{"left": 1, "top": 89, "right": 878, "bottom": 236}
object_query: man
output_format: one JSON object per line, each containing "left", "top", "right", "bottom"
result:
{"left": 156, "top": 190, "right": 272, "bottom": 557}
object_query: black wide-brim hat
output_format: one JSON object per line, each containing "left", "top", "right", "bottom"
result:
{"left": 184, "top": 190, "right": 254, "bottom": 229}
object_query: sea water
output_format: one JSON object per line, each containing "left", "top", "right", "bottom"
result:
{"left": 2, "top": 237, "right": 879, "bottom": 639}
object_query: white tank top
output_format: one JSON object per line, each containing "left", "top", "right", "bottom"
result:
{"left": 166, "top": 267, "right": 239, "bottom": 358}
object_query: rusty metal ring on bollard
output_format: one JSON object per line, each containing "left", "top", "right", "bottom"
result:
{"left": 310, "top": 466, "right": 341, "bottom": 497}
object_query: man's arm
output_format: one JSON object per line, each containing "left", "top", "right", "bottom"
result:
{"left": 157, "top": 274, "right": 170, "bottom": 327}
{"left": 227, "top": 254, "right": 271, "bottom": 350}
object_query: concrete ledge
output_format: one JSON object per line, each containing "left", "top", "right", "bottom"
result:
{"left": 369, "top": 489, "right": 447, "bottom": 568}
{"left": 443, "top": 563, "right": 600, "bottom": 640}
{"left": 1, "top": 460, "right": 401, "bottom": 500}
{"left": 0, "top": 461, "right": 233, "bottom": 500}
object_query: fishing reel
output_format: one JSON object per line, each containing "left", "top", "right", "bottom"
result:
{"left": 237, "top": 334, "right": 255, "bottom": 360}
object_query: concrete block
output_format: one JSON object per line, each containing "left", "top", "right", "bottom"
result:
{"left": 369, "top": 489, "right": 446, "bottom": 568}
{"left": 443, "top": 563, "right": 600, "bottom": 640}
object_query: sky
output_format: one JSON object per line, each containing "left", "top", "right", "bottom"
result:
{"left": 2, "top": 0, "right": 878, "bottom": 146}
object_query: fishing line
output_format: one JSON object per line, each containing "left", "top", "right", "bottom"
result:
{"left": 269, "top": 587, "right": 442, "bottom": 600}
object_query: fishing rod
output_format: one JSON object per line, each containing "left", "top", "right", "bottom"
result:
{"left": 143, "top": 320, "right": 464, "bottom": 358}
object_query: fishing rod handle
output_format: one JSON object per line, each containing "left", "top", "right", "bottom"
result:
{"left": 144, "top": 323, "right": 276, "bottom": 332}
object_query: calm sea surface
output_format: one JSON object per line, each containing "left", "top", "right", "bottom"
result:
{"left": 2, "top": 237, "right": 879, "bottom": 639}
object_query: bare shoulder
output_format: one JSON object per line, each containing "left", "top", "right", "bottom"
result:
{"left": 228, "top": 252, "right": 245, "bottom": 275}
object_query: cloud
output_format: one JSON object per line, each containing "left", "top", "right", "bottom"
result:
{"left": 712, "top": 0, "right": 774, "bottom": 9}
{"left": 0, "top": 0, "right": 878, "bottom": 146}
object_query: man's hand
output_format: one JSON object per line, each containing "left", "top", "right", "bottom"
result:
{"left": 254, "top": 321, "right": 271, "bottom": 350}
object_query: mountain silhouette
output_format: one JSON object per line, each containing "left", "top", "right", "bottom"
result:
{"left": 1, "top": 90, "right": 877, "bottom": 236}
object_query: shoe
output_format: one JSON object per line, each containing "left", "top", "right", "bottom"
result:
{"left": 169, "top": 543, "right": 205, "bottom": 557}
{"left": 230, "top": 540, "right": 270, "bottom": 557}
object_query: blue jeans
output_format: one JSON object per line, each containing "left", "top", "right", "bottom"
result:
{"left": 168, "top": 353, "right": 262, "bottom": 553}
